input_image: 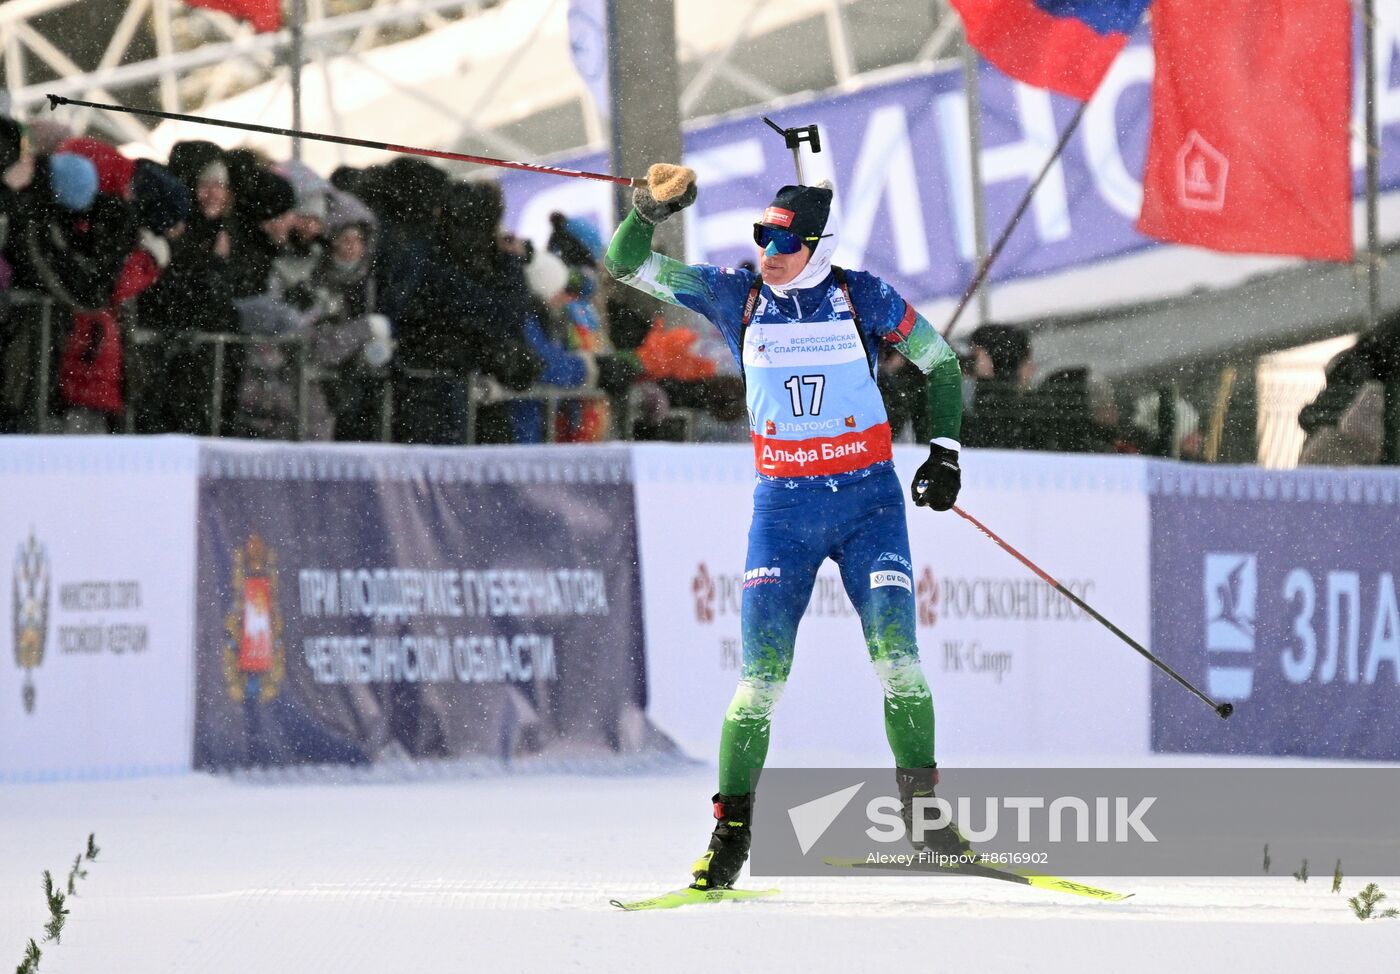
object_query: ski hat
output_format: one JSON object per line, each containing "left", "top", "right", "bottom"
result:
{"left": 758, "top": 182, "right": 839, "bottom": 295}
{"left": 49, "top": 152, "right": 99, "bottom": 211}
{"left": 237, "top": 166, "right": 295, "bottom": 223}
{"left": 277, "top": 159, "right": 331, "bottom": 221}
{"left": 566, "top": 218, "right": 604, "bottom": 260}
{"left": 167, "top": 140, "right": 225, "bottom": 190}
{"left": 548, "top": 212, "right": 605, "bottom": 267}
{"left": 525, "top": 250, "right": 570, "bottom": 301}
{"left": 757, "top": 183, "right": 833, "bottom": 240}
{"left": 969, "top": 323, "right": 1031, "bottom": 379}
{"left": 131, "top": 160, "right": 192, "bottom": 235}
{"left": 56, "top": 136, "right": 135, "bottom": 196}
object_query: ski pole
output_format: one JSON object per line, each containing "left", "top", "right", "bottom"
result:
{"left": 939, "top": 99, "right": 1089, "bottom": 339}
{"left": 45, "top": 94, "right": 647, "bottom": 188}
{"left": 951, "top": 503, "right": 1234, "bottom": 720}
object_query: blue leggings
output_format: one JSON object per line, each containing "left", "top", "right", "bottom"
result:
{"left": 718, "top": 466, "right": 934, "bottom": 795}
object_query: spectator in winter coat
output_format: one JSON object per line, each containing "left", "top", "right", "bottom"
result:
{"left": 301, "top": 190, "right": 392, "bottom": 441}
{"left": 226, "top": 160, "right": 296, "bottom": 299}
{"left": 7, "top": 152, "right": 131, "bottom": 309}
{"left": 0, "top": 116, "right": 27, "bottom": 431}
{"left": 121, "top": 161, "right": 196, "bottom": 433}
{"left": 389, "top": 179, "right": 540, "bottom": 444}
{"left": 270, "top": 159, "right": 330, "bottom": 309}
{"left": 168, "top": 141, "right": 233, "bottom": 266}
{"left": 0, "top": 116, "right": 26, "bottom": 284}
{"left": 136, "top": 149, "right": 240, "bottom": 433}
{"left": 516, "top": 249, "right": 599, "bottom": 443}
{"left": 961, "top": 323, "right": 1045, "bottom": 451}
{"left": 366, "top": 157, "right": 449, "bottom": 329}
{"left": 3, "top": 151, "right": 135, "bottom": 432}
{"left": 51, "top": 137, "right": 144, "bottom": 431}
{"left": 547, "top": 212, "right": 651, "bottom": 440}
{"left": 1299, "top": 310, "right": 1400, "bottom": 459}
{"left": 1300, "top": 381, "right": 1384, "bottom": 466}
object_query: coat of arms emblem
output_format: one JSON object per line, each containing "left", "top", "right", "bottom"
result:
{"left": 12, "top": 531, "right": 50, "bottom": 713}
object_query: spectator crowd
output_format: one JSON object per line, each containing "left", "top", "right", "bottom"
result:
{"left": 0, "top": 116, "right": 740, "bottom": 444}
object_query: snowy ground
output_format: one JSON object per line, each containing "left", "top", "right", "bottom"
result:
{"left": 3, "top": 765, "right": 1396, "bottom": 973}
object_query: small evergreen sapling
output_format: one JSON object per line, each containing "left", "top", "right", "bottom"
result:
{"left": 1332, "top": 860, "right": 1343, "bottom": 894}
{"left": 67, "top": 854, "right": 87, "bottom": 896}
{"left": 1349, "top": 883, "right": 1400, "bottom": 921}
{"left": 1292, "top": 859, "right": 1309, "bottom": 883}
{"left": 1262, "top": 844, "right": 1270, "bottom": 874}
{"left": 15, "top": 938, "right": 40, "bottom": 974}
{"left": 41, "top": 871, "right": 68, "bottom": 944}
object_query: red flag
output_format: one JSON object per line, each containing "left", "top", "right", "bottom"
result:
{"left": 185, "top": 0, "right": 283, "bottom": 33}
{"left": 951, "top": 0, "right": 1151, "bottom": 101}
{"left": 1137, "top": 0, "right": 1353, "bottom": 261}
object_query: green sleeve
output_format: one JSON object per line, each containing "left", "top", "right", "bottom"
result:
{"left": 924, "top": 349, "right": 963, "bottom": 445}
{"left": 886, "top": 309, "right": 963, "bottom": 444}
{"left": 603, "top": 209, "right": 721, "bottom": 320}
{"left": 604, "top": 209, "right": 657, "bottom": 279}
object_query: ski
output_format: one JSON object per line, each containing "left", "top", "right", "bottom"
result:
{"left": 822, "top": 856, "right": 1133, "bottom": 902}
{"left": 609, "top": 886, "right": 780, "bottom": 911}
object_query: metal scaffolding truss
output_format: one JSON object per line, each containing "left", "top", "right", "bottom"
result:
{"left": 2, "top": 0, "right": 492, "bottom": 143}
{"left": 679, "top": 0, "right": 961, "bottom": 116}
{"left": 1, "top": 0, "right": 962, "bottom": 157}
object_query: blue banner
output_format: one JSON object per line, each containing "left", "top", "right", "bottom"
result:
{"left": 502, "top": 20, "right": 1400, "bottom": 308}
{"left": 193, "top": 444, "right": 649, "bottom": 769}
{"left": 1149, "top": 466, "right": 1400, "bottom": 760}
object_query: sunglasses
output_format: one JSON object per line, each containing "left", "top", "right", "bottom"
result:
{"left": 753, "top": 224, "right": 827, "bottom": 255}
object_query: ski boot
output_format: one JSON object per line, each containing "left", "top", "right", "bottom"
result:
{"left": 690, "top": 793, "right": 753, "bottom": 890}
{"left": 896, "top": 765, "right": 974, "bottom": 861}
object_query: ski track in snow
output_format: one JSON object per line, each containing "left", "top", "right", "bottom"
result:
{"left": 2, "top": 768, "right": 1396, "bottom": 973}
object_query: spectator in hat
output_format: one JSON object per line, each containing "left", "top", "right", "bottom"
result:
{"left": 55, "top": 136, "right": 135, "bottom": 199}
{"left": 961, "top": 323, "right": 1045, "bottom": 450}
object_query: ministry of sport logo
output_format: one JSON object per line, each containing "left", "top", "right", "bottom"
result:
{"left": 692, "top": 563, "right": 717, "bottom": 623}
{"left": 11, "top": 530, "right": 51, "bottom": 714}
{"left": 222, "top": 534, "right": 286, "bottom": 704}
{"left": 1203, "top": 553, "right": 1256, "bottom": 702}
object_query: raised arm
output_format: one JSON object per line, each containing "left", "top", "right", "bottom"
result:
{"left": 603, "top": 166, "right": 747, "bottom": 351}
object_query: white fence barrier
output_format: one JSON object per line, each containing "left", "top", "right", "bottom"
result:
{"left": 0, "top": 438, "right": 199, "bottom": 781}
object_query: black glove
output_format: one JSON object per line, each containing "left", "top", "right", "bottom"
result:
{"left": 632, "top": 170, "right": 697, "bottom": 225}
{"left": 911, "top": 443, "right": 960, "bottom": 512}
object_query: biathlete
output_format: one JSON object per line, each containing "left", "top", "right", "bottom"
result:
{"left": 605, "top": 167, "right": 965, "bottom": 890}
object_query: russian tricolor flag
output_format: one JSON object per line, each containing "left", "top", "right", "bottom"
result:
{"left": 952, "top": 0, "right": 1353, "bottom": 261}
{"left": 951, "top": 0, "right": 1152, "bottom": 101}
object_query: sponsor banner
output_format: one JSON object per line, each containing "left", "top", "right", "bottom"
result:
{"left": 194, "top": 444, "right": 648, "bottom": 769}
{"left": 501, "top": 17, "right": 1400, "bottom": 309}
{"left": 750, "top": 767, "right": 1400, "bottom": 877}
{"left": 752, "top": 423, "right": 894, "bottom": 478}
{"left": 0, "top": 438, "right": 200, "bottom": 781}
{"left": 635, "top": 445, "right": 1152, "bottom": 765}
{"left": 1150, "top": 466, "right": 1400, "bottom": 760}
